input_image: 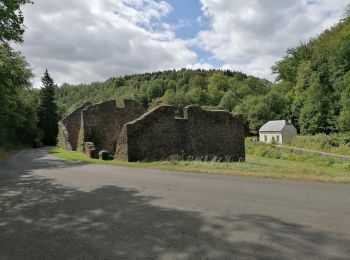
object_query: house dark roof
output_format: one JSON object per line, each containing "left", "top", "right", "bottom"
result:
{"left": 259, "top": 120, "right": 290, "bottom": 132}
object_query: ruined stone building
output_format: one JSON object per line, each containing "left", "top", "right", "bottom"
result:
{"left": 58, "top": 102, "right": 92, "bottom": 151}
{"left": 58, "top": 100, "right": 245, "bottom": 162}
{"left": 58, "top": 100, "right": 145, "bottom": 155}
{"left": 115, "top": 105, "right": 245, "bottom": 162}
{"left": 77, "top": 100, "right": 145, "bottom": 154}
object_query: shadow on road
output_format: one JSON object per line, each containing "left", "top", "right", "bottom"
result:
{"left": 0, "top": 148, "right": 349, "bottom": 259}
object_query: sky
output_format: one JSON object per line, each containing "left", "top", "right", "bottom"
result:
{"left": 15, "top": 0, "right": 349, "bottom": 86}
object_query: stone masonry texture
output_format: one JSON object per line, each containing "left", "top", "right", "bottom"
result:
{"left": 78, "top": 100, "right": 145, "bottom": 155}
{"left": 57, "top": 102, "right": 92, "bottom": 151}
{"left": 115, "top": 105, "right": 245, "bottom": 162}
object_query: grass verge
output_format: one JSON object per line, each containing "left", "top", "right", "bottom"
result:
{"left": 286, "top": 134, "right": 350, "bottom": 156}
{"left": 50, "top": 148, "right": 350, "bottom": 183}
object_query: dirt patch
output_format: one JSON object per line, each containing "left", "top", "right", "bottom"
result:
{"left": 0, "top": 150, "right": 12, "bottom": 161}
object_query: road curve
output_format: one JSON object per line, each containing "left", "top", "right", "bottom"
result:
{"left": 0, "top": 148, "right": 349, "bottom": 259}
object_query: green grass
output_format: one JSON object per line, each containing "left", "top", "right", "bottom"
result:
{"left": 246, "top": 138, "right": 350, "bottom": 169}
{"left": 50, "top": 147, "right": 350, "bottom": 183}
{"left": 285, "top": 134, "right": 350, "bottom": 156}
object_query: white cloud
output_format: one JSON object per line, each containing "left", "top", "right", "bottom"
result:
{"left": 15, "top": 0, "right": 198, "bottom": 85}
{"left": 197, "top": 0, "right": 348, "bottom": 80}
{"left": 186, "top": 62, "right": 213, "bottom": 70}
{"left": 13, "top": 0, "right": 349, "bottom": 85}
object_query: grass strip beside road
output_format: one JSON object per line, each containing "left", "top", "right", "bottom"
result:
{"left": 50, "top": 148, "right": 350, "bottom": 183}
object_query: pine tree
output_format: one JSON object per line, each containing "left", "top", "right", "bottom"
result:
{"left": 37, "top": 70, "right": 58, "bottom": 145}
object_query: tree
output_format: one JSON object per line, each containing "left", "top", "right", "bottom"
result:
{"left": 343, "top": 3, "right": 350, "bottom": 20}
{"left": 236, "top": 96, "right": 271, "bottom": 134}
{"left": 298, "top": 73, "right": 336, "bottom": 134}
{"left": 218, "top": 91, "right": 237, "bottom": 111}
{"left": 37, "top": 70, "right": 59, "bottom": 145}
{"left": 0, "top": 0, "right": 32, "bottom": 43}
{"left": 146, "top": 79, "right": 165, "bottom": 100}
{"left": 186, "top": 86, "right": 207, "bottom": 105}
{"left": 207, "top": 72, "right": 228, "bottom": 105}
{"left": 0, "top": 0, "right": 40, "bottom": 149}
{"left": 337, "top": 72, "right": 350, "bottom": 132}
{"left": 234, "top": 89, "right": 288, "bottom": 134}
{"left": 0, "top": 44, "right": 37, "bottom": 148}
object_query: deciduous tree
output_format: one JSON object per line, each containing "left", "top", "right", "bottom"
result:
{"left": 0, "top": 0, "right": 32, "bottom": 43}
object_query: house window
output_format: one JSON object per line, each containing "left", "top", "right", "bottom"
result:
{"left": 272, "top": 136, "right": 275, "bottom": 142}
{"left": 276, "top": 135, "right": 280, "bottom": 142}
{"left": 264, "top": 135, "right": 267, "bottom": 142}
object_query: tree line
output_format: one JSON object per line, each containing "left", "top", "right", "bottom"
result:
{"left": 0, "top": 0, "right": 58, "bottom": 149}
{"left": 56, "top": 69, "right": 272, "bottom": 123}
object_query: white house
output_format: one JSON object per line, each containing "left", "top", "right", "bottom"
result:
{"left": 259, "top": 120, "right": 297, "bottom": 144}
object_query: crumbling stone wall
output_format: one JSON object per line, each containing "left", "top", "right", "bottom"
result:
{"left": 78, "top": 99, "right": 145, "bottom": 155}
{"left": 115, "top": 105, "right": 245, "bottom": 162}
{"left": 57, "top": 102, "right": 92, "bottom": 151}
{"left": 184, "top": 106, "right": 245, "bottom": 160}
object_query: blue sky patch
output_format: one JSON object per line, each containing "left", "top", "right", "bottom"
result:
{"left": 162, "top": 0, "right": 219, "bottom": 66}
{"left": 163, "top": 0, "right": 210, "bottom": 39}
{"left": 190, "top": 46, "right": 224, "bottom": 67}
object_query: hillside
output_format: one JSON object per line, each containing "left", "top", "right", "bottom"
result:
{"left": 55, "top": 69, "right": 273, "bottom": 120}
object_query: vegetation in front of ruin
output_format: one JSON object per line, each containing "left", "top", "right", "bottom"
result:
{"left": 50, "top": 144, "right": 350, "bottom": 183}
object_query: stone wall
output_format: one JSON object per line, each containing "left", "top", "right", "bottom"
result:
{"left": 57, "top": 102, "right": 92, "bottom": 151}
{"left": 115, "top": 105, "right": 245, "bottom": 162}
{"left": 78, "top": 99, "right": 145, "bottom": 155}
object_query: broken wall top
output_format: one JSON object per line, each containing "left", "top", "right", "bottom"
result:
{"left": 79, "top": 99, "right": 146, "bottom": 154}
{"left": 57, "top": 101, "right": 93, "bottom": 151}
{"left": 117, "top": 104, "right": 245, "bottom": 162}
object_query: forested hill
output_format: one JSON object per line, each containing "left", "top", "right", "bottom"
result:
{"left": 56, "top": 69, "right": 273, "bottom": 121}
{"left": 272, "top": 15, "right": 350, "bottom": 135}
{"left": 56, "top": 15, "right": 350, "bottom": 135}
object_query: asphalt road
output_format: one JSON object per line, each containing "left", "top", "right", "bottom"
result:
{"left": 0, "top": 148, "right": 350, "bottom": 259}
